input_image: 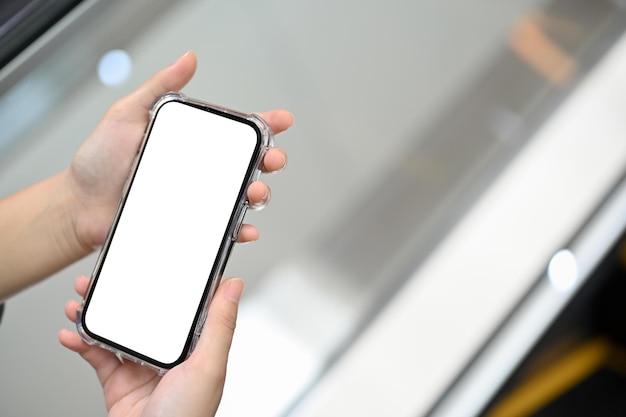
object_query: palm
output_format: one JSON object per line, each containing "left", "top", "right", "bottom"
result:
{"left": 99, "top": 358, "right": 222, "bottom": 417}
{"left": 90, "top": 352, "right": 160, "bottom": 416}
{"left": 67, "top": 113, "right": 148, "bottom": 249}
{"left": 64, "top": 100, "right": 291, "bottom": 250}
{"left": 60, "top": 273, "right": 234, "bottom": 417}
{"left": 77, "top": 344, "right": 220, "bottom": 417}
{"left": 58, "top": 52, "right": 293, "bottom": 416}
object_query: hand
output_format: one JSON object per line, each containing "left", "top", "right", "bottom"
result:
{"left": 60, "top": 275, "right": 243, "bottom": 417}
{"left": 64, "top": 50, "right": 293, "bottom": 251}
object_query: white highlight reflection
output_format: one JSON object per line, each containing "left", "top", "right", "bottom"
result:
{"left": 547, "top": 249, "right": 578, "bottom": 293}
{"left": 98, "top": 49, "right": 132, "bottom": 86}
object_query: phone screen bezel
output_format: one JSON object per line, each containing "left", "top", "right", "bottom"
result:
{"left": 79, "top": 97, "right": 264, "bottom": 369}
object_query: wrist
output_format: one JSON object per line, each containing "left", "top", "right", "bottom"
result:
{"left": 0, "top": 171, "right": 92, "bottom": 299}
{"left": 59, "top": 168, "right": 107, "bottom": 255}
{"left": 49, "top": 170, "right": 95, "bottom": 262}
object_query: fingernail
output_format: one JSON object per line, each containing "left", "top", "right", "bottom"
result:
{"left": 278, "top": 149, "right": 288, "bottom": 172}
{"left": 173, "top": 50, "right": 192, "bottom": 65}
{"left": 249, "top": 186, "right": 271, "bottom": 210}
{"left": 261, "top": 186, "right": 271, "bottom": 205}
{"left": 223, "top": 278, "right": 245, "bottom": 303}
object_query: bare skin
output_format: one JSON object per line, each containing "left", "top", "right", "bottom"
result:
{"left": 60, "top": 275, "right": 244, "bottom": 417}
{"left": 2, "top": 51, "right": 294, "bottom": 417}
{"left": 0, "top": 50, "right": 293, "bottom": 301}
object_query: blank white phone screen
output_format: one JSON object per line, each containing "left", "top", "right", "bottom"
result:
{"left": 84, "top": 101, "right": 258, "bottom": 365}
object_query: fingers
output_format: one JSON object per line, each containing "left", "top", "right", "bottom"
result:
{"left": 261, "top": 148, "right": 288, "bottom": 174}
{"left": 247, "top": 181, "right": 271, "bottom": 210}
{"left": 58, "top": 325, "right": 124, "bottom": 385}
{"left": 58, "top": 328, "right": 90, "bottom": 354}
{"left": 62, "top": 276, "right": 88, "bottom": 340}
{"left": 65, "top": 299, "right": 81, "bottom": 323}
{"left": 258, "top": 110, "right": 290, "bottom": 174}
{"left": 61, "top": 276, "right": 86, "bottom": 353}
{"left": 58, "top": 297, "right": 92, "bottom": 356}
{"left": 61, "top": 291, "right": 87, "bottom": 354}
{"left": 189, "top": 278, "right": 244, "bottom": 376}
{"left": 75, "top": 275, "right": 90, "bottom": 297}
{"left": 239, "top": 181, "right": 269, "bottom": 243}
{"left": 256, "top": 110, "right": 294, "bottom": 135}
{"left": 61, "top": 276, "right": 90, "bottom": 349}
{"left": 61, "top": 278, "right": 124, "bottom": 383}
{"left": 236, "top": 224, "right": 260, "bottom": 243}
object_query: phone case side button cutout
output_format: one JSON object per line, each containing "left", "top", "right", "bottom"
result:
{"left": 231, "top": 204, "right": 248, "bottom": 241}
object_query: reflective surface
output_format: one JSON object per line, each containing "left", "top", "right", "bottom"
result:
{"left": 2, "top": 0, "right": 626, "bottom": 416}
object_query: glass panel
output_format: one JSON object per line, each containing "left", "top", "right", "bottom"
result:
{"left": 0, "top": 0, "right": 84, "bottom": 68}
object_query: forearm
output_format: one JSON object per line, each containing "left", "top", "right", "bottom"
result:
{"left": 0, "top": 170, "right": 91, "bottom": 300}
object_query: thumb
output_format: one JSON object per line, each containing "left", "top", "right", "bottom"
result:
{"left": 124, "top": 50, "right": 198, "bottom": 115}
{"left": 189, "top": 278, "right": 244, "bottom": 375}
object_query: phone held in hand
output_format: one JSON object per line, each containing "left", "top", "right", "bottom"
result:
{"left": 76, "top": 92, "right": 272, "bottom": 374}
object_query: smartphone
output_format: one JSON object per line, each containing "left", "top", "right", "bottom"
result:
{"left": 76, "top": 92, "right": 272, "bottom": 374}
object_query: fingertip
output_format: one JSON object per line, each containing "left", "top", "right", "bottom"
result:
{"left": 189, "top": 278, "right": 244, "bottom": 371}
{"left": 221, "top": 277, "right": 245, "bottom": 304}
{"left": 262, "top": 148, "right": 288, "bottom": 173}
{"left": 170, "top": 50, "right": 198, "bottom": 75}
{"left": 131, "top": 50, "right": 198, "bottom": 112}
{"left": 74, "top": 275, "right": 90, "bottom": 296}
{"left": 275, "top": 109, "right": 295, "bottom": 130}
{"left": 60, "top": 331, "right": 89, "bottom": 353}
{"left": 58, "top": 328, "right": 71, "bottom": 341}
{"left": 172, "top": 50, "right": 196, "bottom": 65}
{"left": 276, "top": 109, "right": 295, "bottom": 127}
{"left": 258, "top": 109, "right": 295, "bottom": 135}
{"left": 247, "top": 181, "right": 270, "bottom": 210}
{"left": 65, "top": 299, "right": 80, "bottom": 322}
{"left": 58, "top": 328, "right": 78, "bottom": 350}
{"left": 236, "top": 224, "right": 260, "bottom": 243}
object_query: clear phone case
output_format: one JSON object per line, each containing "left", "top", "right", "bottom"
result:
{"left": 76, "top": 92, "right": 273, "bottom": 375}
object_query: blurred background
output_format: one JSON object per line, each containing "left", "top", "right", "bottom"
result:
{"left": 2, "top": 0, "right": 626, "bottom": 416}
